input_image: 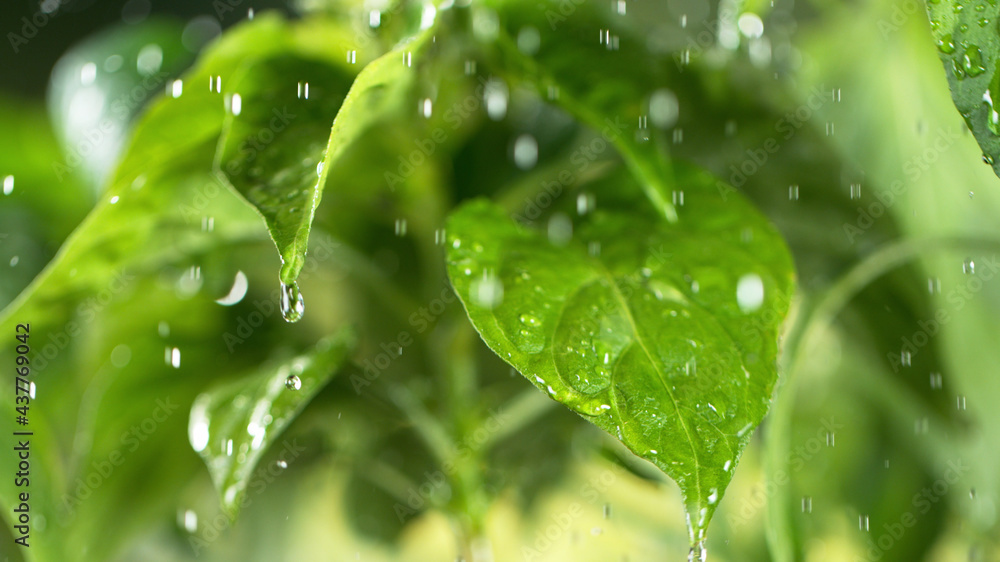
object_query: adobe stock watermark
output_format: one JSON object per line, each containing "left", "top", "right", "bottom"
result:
{"left": 188, "top": 439, "right": 306, "bottom": 555}
{"left": 856, "top": 459, "right": 970, "bottom": 561}
{"left": 887, "top": 254, "right": 999, "bottom": 372}
{"left": 32, "top": 269, "right": 135, "bottom": 373}
{"left": 350, "top": 284, "right": 458, "bottom": 393}
{"left": 179, "top": 105, "right": 296, "bottom": 224}
{"left": 876, "top": 0, "right": 923, "bottom": 39}
{"left": 511, "top": 117, "right": 627, "bottom": 224}
{"left": 7, "top": 1, "right": 63, "bottom": 54}
{"left": 728, "top": 417, "right": 844, "bottom": 529}
{"left": 56, "top": 396, "right": 179, "bottom": 523}
{"left": 718, "top": 85, "right": 832, "bottom": 200}
{"left": 537, "top": 0, "right": 590, "bottom": 30}
{"left": 222, "top": 234, "right": 344, "bottom": 352}
{"left": 521, "top": 463, "right": 626, "bottom": 559}
{"left": 393, "top": 407, "right": 510, "bottom": 523}
{"left": 383, "top": 77, "right": 519, "bottom": 191}
{"left": 843, "top": 126, "right": 961, "bottom": 244}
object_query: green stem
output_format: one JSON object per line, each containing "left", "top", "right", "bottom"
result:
{"left": 764, "top": 235, "right": 1000, "bottom": 562}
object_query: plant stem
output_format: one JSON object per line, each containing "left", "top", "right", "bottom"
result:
{"left": 764, "top": 235, "right": 1000, "bottom": 562}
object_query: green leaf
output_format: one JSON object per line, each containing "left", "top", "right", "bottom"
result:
{"left": 480, "top": 0, "right": 678, "bottom": 220}
{"left": 189, "top": 328, "right": 356, "bottom": 515}
{"left": 925, "top": 0, "right": 1000, "bottom": 176}
{"left": 216, "top": 54, "right": 353, "bottom": 290}
{"left": 315, "top": 25, "right": 439, "bottom": 217}
{"left": 444, "top": 165, "right": 795, "bottom": 547}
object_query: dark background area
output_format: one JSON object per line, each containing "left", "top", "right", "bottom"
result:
{"left": 0, "top": 0, "right": 291, "bottom": 98}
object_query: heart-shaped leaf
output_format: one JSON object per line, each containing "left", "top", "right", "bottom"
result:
{"left": 444, "top": 166, "right": 794, "bottom": 548}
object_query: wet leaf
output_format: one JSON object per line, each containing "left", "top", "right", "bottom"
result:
{"left": 216, "top": 55, "right": 353, "bottom": 287}
{"left": 480, "top": 0, "right": 678, "bottom": 220}
{"left": 444, "top": 165, "right": 795, "bottom": 545}
{"left": 925, "top": 0, "right": 1000, "bottom": 176}
{"left": 189, "top": 328, "right": 356, "bottom": 515}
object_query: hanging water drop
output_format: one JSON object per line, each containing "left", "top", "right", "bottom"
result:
{"left": 285, "top": 374, "right": 302, "bottom": 391}
{"left": 688, "top": 541, "right": 706, "bottom": 562}
{"left": 279, "top": 282, "right": 305, "bottom": 322}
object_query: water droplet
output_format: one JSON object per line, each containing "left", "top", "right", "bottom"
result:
{"left": 962, "top": 45, "right": 986, "bottom": 77}
{"left": 937, "top": 33, "right": 956, "bottom": 54}
{"left": 395, "top": 218, "right": 408, "bottom": 236}
{"left": 276, "top": 459, "right": 288, "bottom": 469}
{"left": 484, "top": 79, "right": 508, "bottom": 120}
{"left": 3, "top": 175, "right": 13, "bottom": 195}
{"left": 688, "top": 541, "right": 706, "bottom": 562}
{"left": 801, "top": 496, "right": 813, "bottom": 513}
{"left": 983, "top": 89, "right": 1000, "bottom": 135}
{"left": 789, "top": 184, "right": 799, "bottom": 200}
{"left": 470, "top": 271, "right": 503, "bottom": 309}
{"left": 850, "top": 183, "right": 861, "bottom": 199}
{"left": 519, "top": 313, "right": 540, "bottom": 326}
{"left": 963, "top": 258, "right": 976, "bottom": 274}
{"left": 859, "top": 514, "right": 870, "bottom": 531}
{"left": 957, "top": 395, "right": 967, "bottom": 410}
{"left": 930, "top": 372, "right": 943, "bottom": 389}
{"left": 928, "top": 277, "right": 941, "bottom": 293}
{"left": 707, "top": 488, "right": 719, "bottom": 504}
{"left": 736, "top": 273, "right": 764, "bottom": 313}
{"left": 285, "top": 374, "right": 302, "bottom": 391}
{"left": 279, "top": 282, "right": 305, "bottom": 322}
{"left": 603, "top": 504, "right": 612, "bottom": 519}
{"left": 180, "top": 509, "right": 198, "bottom": 532}
{"left": 901, "top": 350, "right": 912, "bottom": 367}
{"left": 513, "top": 134, "right": 538, "bottom": 170}
{"left": 649, "top": 88, "right": 679, "bottom": 128}
{"left": 166, "top": 347, "right": 181, "bottom": 368}
{"left": 984, "top": 154, "right": 995, "bottom": 165}
{"left": 517, "top": 26, "right": 540, "bottom": 54}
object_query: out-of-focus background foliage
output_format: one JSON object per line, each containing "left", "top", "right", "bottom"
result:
{"left": 1, "top": 0, "right": 999, "bottom": 560}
